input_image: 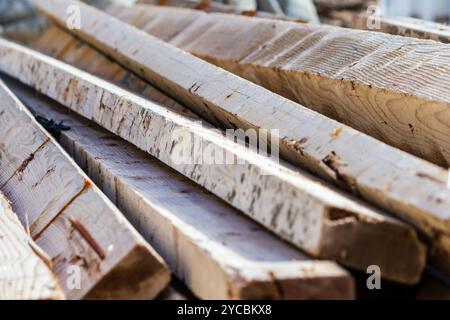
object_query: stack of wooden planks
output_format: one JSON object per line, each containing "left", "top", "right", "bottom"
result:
{"left": 0, "top": 75, "right": 170, "bottom": 299}
{"left": 1, "top": 0, "right": 450, "bottom": 299}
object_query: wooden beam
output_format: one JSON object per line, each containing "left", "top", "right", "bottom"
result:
{"left": 7, "top": 78, "right": 355, "bottom": 299}
{"left": 0, "top": 192, "right": 64, "bottom": 300}
{"left": 103, "top": 3, "right": 450, "bottom": 168}
{"left": 0, "top": 78, "right": 170, "bottom": 299}
{"left": 30, "top": 0, "right": 450, "bottom": 274}
{"left": 0, "top": 36, "right": 428, "bottom": 284}
{"left": 24, "top": 29, "right": 433, "bottom": 284}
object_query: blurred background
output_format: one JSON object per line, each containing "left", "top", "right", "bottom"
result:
{"left": 380, "top": 0, "right": 450, "bottom": 23}
{"left": 2, "top": 0, "right": 450, "bottom": 44}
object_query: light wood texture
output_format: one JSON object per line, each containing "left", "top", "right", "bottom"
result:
{"left": 1, "top": 33, "right": 429, "bottom": 285}
{"left": 9, "top": 79, "right": 355, "bottom": 299}
{"left": 30, "top": 0, "right": 450, "bottom": 276}
{"left": 0, "top": 192, "right": 63, "bottom": 300}
{"left": 0, "top": 78, "right": 169, "bottom": 299}
{"left": 104, "top": 3, "right": 450, "bottom": 168}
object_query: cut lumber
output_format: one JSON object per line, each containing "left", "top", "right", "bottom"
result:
{"left": 7, "top": 78, "right": 355, "bottom": 299}
{"left": 0, "top": 35, "right": 428, "bottom": 285}
{"left": 0, "top": 192, "right": 64, "bottom": 300}
{"left": 30, "top": 0, "right": 450, "bottom": 275}
{"left": 103, "top": 3, "right": 450, "bottom": 168}
{"left": 0, "top": 78, "right": 169, "bottom": 299}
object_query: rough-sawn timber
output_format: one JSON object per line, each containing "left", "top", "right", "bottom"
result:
{"left": 0, "top": 191, "right": 64, "bottom": 300}
{"left": 0, "top": 76, "right": 170, "bottom": 299}
{"left": 31, "top": 0, "right": 450, "bottom": 276}
{"left": 0, "top": 35, "right": 428, "bottom": 284}
{"left": 8, "top": 78, "right": 355, "bottom": 299}
{"left": 104, "top": 3, "right": 450, "bottom": 168}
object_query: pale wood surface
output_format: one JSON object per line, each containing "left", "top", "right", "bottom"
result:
{"left": 27, "top": 29, "right": 430, "bottom": 285}
{"left": 1, "top": 31, "right": 428, "bottom": 284}
{"left": 105, "top": 3, "right": 450, "bottom": 168}
{"left": 30, "top": 0, "right": 450, "bottom": 276}
{"left": 10, "top": 80, "right": 355, "bottom": 299}
{"left": 0, "top": 78, "right": 169, "bottom": 299}
{"left": 0, "top": 192, "right": 63, "bottom": 300}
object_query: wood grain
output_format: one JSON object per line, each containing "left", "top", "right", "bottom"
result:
{"left": 0, "top": 34, "right": 428, "bottom": 284}
{"left": 0, "top": 78, "right": 170, "bottom": 299}
{"left": 0, "top": 192, "right": 63, "bottom": 300}
{"left": 105, "top": 3, "right": 450, "bottom": 168}
{"left": 29, "top": 0, "right": 450, "bottom": 276}
{"left": 10, "top": 80, "right": 355, "bottom": 299}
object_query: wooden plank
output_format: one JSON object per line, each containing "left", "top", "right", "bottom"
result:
{"left": 106, "top": 4, "right": 206, "bottom": 43}
{"left": 103, "top": 3, "right": 450, "bottom": 168}
{"left": 8, "top": 79, "right": 355, "bottom": 299}
{"left": 0, "top": 78, "right": 170, "bottom": 299}
{"left": 0, "top": 192, "right": 63, "bottom": 300}
{"left": 0, "top": 35, "right": 428, "bottom": 285}
{"left": 30, "top": 0, "right": 450, "bottom": 274}
{"left": 30, "top": 29, "right": 433, "bottom": 286}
